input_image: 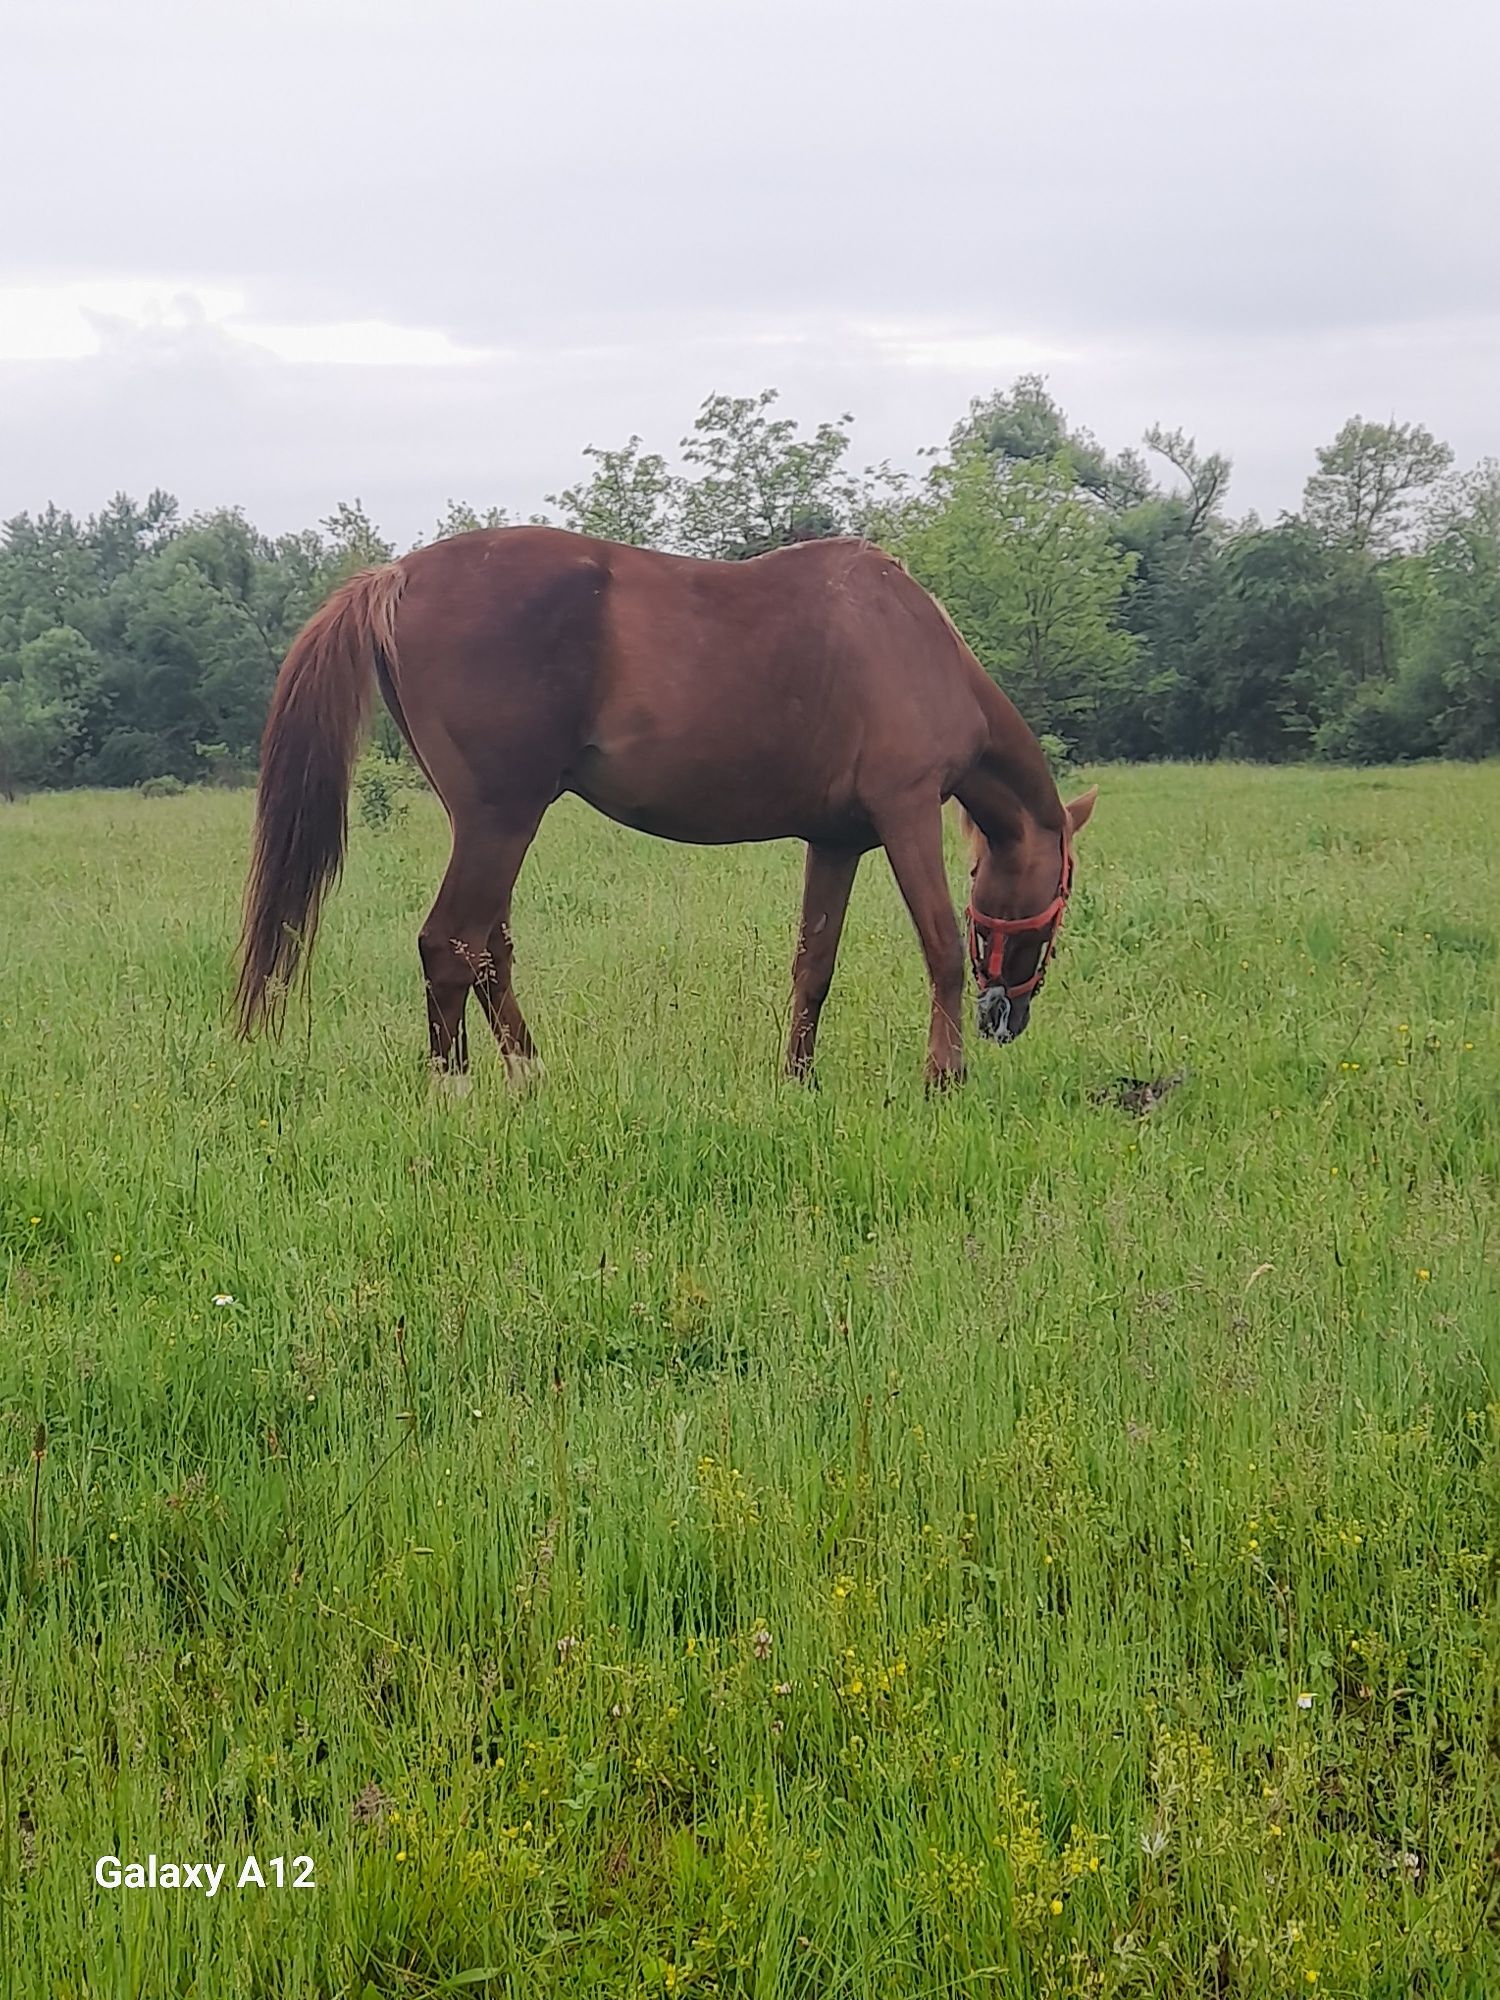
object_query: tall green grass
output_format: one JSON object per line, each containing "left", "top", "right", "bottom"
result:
{"left": 1, "top": 763, "right": 1496, "bottom": 1997}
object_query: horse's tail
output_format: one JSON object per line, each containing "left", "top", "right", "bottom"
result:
{"left": 236, "top": 562, "right": 407, "bottom": 1036}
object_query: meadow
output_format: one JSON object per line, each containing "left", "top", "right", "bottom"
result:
{"left": 0, "top": 762, "right": 1496, "bottom": 1997}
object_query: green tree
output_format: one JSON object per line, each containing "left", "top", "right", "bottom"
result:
{"left": 1097, "top": 427, "right": 1235, "bottom": 756}
{"left": 429, "top": 500, "right": 511, "bottom": 543}
{"left": 548, "top": 439, "right": 678, "bottom": 548}
{"left": 675, "top": 391, "right": 857, "bottom": 559}
{"left": 889, "top": 444, "right": 1137, "bottom": 754}
{"left": 0, "top": 625, "right": 100, "bottom": 796}
{"left": 77, "top": 510, "right": 309, "bottom": 782}
{"left": 1200, "top": 522, "right": 1387, "bottom": 760}
{"left": 957, "top": 375, "right": 1153, "bottom": 511}
{"left": 1109, "top": 502, "right": 1219, "bottom": 757}
{"left": 2, "top": 396, "right": 1495, "bottom": 792}
{"left": 1303, "top": 417, "right": 1454, "bottom": 556}
{"left": 0, "top": 506, "right": 100, "bottom": 646}
{"left": 1142, "top": 426, "right": 1231, "bottom": 538}
{"left": 1414, "top": 461, "right": 1500, "bottom": 757}
{"left": 85, "top": 490, "right": 180, "bottom": 582}
{"left": 0, "top": 680, "right": 68, "bottom": 799}
{"left": 318, "top": 500, "right": 395, "bottom": 583}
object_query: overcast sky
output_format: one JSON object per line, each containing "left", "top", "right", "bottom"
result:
{"left": 4, "top": 0, "right": 1497, "bottom": 544}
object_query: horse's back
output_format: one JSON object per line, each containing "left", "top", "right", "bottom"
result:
{"left": 388, "top": 527, "right": 989, "bottom": 841}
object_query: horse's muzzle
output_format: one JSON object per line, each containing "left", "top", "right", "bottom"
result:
{"left": 978, "top": 987, "right": 1030, "bottom": 1043}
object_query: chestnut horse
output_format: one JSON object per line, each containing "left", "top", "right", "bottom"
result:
{"left": 237, "top": 526, "right": 1096, "bottom": 1085}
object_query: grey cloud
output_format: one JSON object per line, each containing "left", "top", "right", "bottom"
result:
{"left": 3, "top": 0, "right": 1498, "bottom": 537}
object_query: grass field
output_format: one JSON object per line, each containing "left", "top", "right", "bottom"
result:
{"left": 1, "top": 763, "right": 1497, "bottom": 1997}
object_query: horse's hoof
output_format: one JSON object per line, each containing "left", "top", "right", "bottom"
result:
{"left": 432, "top": 1069, "right": 473, "bottom": 1101}
{"left": 503, "top": 1052, "right": 544, "bottom": 1092}
{"left": 924, "top": 1065, "right": 965, "bottom": 1094}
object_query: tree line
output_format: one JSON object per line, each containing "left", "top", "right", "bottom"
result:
{"left": 3, "top": 379, "right": 1496, "bottom": 796}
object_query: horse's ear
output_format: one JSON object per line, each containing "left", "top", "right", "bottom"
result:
{"left": 1065, "top": 785, "right": 1099, "bottom": 835}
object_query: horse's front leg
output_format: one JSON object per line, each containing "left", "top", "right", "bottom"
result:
{"left": 785, "top": 844, "right": 862, "bottom": 1081}
{"left": 875, "top": 798, "right": 966, "bottom": 1086}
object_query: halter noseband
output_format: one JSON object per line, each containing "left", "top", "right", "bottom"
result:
{"left": 965, "top": 823, "right": 1074, "bottom": 1003}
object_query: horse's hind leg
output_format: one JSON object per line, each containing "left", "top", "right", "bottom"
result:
{"left": 476, "top": 906, "right": 540, "bottom": 1082}
{"left": 419, "top": 807, "right": 544, "bottom": 1087}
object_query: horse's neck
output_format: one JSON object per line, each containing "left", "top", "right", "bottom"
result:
{"left": 957, "top": 682, "right": 1064, "bottom": 846}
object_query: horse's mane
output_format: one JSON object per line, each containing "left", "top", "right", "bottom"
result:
{"left": 925, "top": 594, "right": 1063, "bottom": 840}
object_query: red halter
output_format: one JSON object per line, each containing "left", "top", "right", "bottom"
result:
{"left": 966, "top": 823, "right": 1074, "bottom": 1002}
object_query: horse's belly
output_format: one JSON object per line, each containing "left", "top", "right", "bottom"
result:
{"left": 567, "top": 740, "right": 851, "bottom": 846}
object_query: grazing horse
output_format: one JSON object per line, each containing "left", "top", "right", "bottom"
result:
{"left": 236, "top": 526, "right": 1096, "bottom": 1085}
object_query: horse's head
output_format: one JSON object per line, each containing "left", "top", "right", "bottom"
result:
{"left": 963, "top": 786, "right": 1098, "bottom": 1044}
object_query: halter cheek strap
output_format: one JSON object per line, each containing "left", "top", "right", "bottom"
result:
{"left": 966, "top": 824, "right": 1074, "bottom": 1002}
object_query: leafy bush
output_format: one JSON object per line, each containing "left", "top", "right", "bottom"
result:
{"left": 80, "top": 729, "right": 184, "bottom": 788}
{"left": 1314, "top": 683, "right": 1433, "bottom": 764}
{"left": 354, "top": 751, "right": 414, "bottom": 830}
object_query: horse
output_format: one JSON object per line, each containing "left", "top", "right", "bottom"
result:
{"left": 236, "top": 525, "right": 1097, "bottom": 1086}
